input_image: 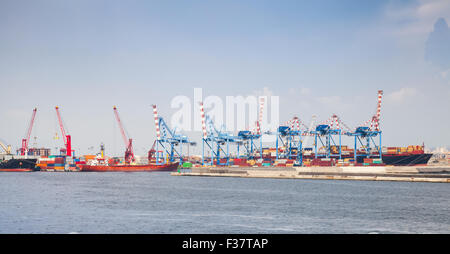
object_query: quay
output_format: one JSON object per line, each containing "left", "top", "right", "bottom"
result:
{"left": 171, "top": 166, "right": 450, "bottom": 183}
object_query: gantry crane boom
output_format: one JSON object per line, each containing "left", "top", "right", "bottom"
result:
{"left": 20, "top": 108, "right": 37, "bottom": 155}
{"left": 152, "top": 104, "right": 195, "bottom": 164}
{"left": 55, "top": 106, "right": 72, "bottom": 156}
{"left": 302, "top": 115, "right": 316, "bottom": 148}
{"left": 113, "top": 106, "right": 134, "bottom": 163}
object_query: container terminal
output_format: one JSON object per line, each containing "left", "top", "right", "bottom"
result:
{"left": 1, "top": 90, "right": 449, "bottom": 182}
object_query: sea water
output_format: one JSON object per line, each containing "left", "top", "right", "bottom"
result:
{"left": 0, "top": 172, "right": 449, "bottom": 233}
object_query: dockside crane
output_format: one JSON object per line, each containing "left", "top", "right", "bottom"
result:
{"left": 274, "top": 116, "right": 303, "bottom": 164}
{"left": 113, "top": 106, "right": 134, "bottom": 164}
{"left": 310, "top": 114, "right": 342, "bottom": 159}
{"left": 152, "top": 104, "right": 195, "bottom": 165}
{"left": 20, "top": 108, "right": 37, "bottom": 156}
{"left": 301, "top": 115, "right": 316, "bottom": 148}
{"left": 237, "top": 97, "right": 265, "bottom": 160}
{"left": 346, "top": 90, "right": 383, "bottom": 161}
{"left": 55, "top": 106, "right": 72, "bottom": 157}
{"left": 199, "top": 102, "right": 240, "bottom": 166}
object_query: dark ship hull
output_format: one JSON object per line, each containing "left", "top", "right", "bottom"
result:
{"left": 302, "top": 153, "right": 433, "bottom": 166}
{"left": 80, "top": 162, "right": 179, "bottom": 172}
{"left": 0, "top": 158, "right": 37, "bottom": 171}
{"left": 381, "top": 153, "right": 433, "bottom": 166}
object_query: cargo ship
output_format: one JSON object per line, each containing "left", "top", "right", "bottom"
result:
{"left": 79, "top": 162, "right": 179, "bottom": 172}
{"left": 251, "top": 145, "right": 433, "bottom": 167}
{"left": 319, "top": 146, "right": 433, "bottom": 166}
{"left": 36, "top": 153, "right": 180, "bottom": 172}
{"left": 380, "top": 153, "right": 433, "bottom": 166}
{"left": 0, "top": 158, "right": 37, "bottom": 172}
{"left": 356, "top": 145, "right": 432, "bottom": 166}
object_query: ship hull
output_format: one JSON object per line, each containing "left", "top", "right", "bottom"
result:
{"left": 381, "top": 153, "right": 433, "bottom": 166}
{"left": 0, "top": 159, "right": 37, "bottom": 171}
{"left": 0, "top": 168, "right": 34, "bottom": 172}
{"left": 80, "top": 162, "right": 179, "bottom": 172}
{"left": 278, "top": 153, "right": 433, "bottom": 166}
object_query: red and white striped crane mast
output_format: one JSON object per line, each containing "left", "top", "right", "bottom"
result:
{"left": 347, "top": 90, "right": 384, "bottom": 161}
{"left": 113, "top": 106, "right": 134, "bottom": 164}
{"left": 373, "top": 90, "right": 383, "bottom": 131}
{"left": 20, "top": 108, "right": 37, "bottom": 156}
{"left": 55, "top": 106, "right": 72, "bottom": 157}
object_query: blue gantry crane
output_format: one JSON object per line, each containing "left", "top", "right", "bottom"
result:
{"left": 152, "top": 105, "right": 195, "bottom": 165}
{"left": 310, "top": 114, "right": 342, "bottom": 159}
{"left": 345, "top": 90, "right": 383, "bottom": 162}
{"left": 274, "top": 117, "right": 303, "bottom": 165}
{"left": 236, "top": 128, "right": 262, "bottom": 160}
{"left": 346, "top": 125, "right": 382, "bottom": 162}
{"left": 236, "top": 97, "right": 265, "bottom": 160}
{"left": 199, "top": 102, "right": 240, "bottom": 166}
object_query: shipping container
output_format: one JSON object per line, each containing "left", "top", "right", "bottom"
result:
{"left": 182, "top": 162, "right": 193, "bottom": 168}
{"left": 363, "top": 158, "right": 373, "bottom": 163}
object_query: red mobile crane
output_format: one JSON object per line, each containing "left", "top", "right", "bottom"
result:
{"left": 113, "top": 106, "right": 134, "bottom": 164}
{"left": 55, "top": 106, "right": 72, "bottom": 157}
{"left": 20, "top": 108, "right": 37, "bottom": 156}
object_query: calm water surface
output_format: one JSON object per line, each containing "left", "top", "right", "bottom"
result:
{"left": 0, "top": 172, "right": 449, "bottom": 233}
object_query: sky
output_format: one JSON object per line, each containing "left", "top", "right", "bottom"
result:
{"left": 0, "top": 0, "right": 449, "bottom": 156}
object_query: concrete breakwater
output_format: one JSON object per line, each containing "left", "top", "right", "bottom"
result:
{"left": 171, "top": 166, "right": 450, "bottom": 183}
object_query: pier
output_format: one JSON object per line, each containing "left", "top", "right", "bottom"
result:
{"left": 172, "top": 166, "right": 450, "bottom": 183}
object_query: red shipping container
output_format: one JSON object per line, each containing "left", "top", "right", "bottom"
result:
{"left": 364, "top": 157, "right": 376, "bottom": 163}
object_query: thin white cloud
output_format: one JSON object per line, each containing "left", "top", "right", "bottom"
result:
{"left": 385, "top": 87, "right": 418, "bottom": 103}
{"left": 383, "top": 0, "right": 450, "bottom": 38}
{"left": 252, "top": 86, "right": 274, "bottom": 97}
{"left": 4, "top": 108, "right": 29, "bottom": 121}
{"left": 441, "top": 69, "right": 450, "bottom": 77}
{"left": 299, "top": 87, "right": 311, "bottom": 95}
{"left": 287, "top": 87, "right": 311, "bottom": 96}
{"left": 417, "top": 0, "right": 450, "bottom": 19}
{"left": 316, "top": 95, "right": 341, "bottom": 105}
{"left": 440, "top": 68, "right": 450, "bottom": 83}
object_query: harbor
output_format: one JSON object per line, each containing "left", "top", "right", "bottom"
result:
{"left": 1, "top": 90, "right": 449, "bottom": 177}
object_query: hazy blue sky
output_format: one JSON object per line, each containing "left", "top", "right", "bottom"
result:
{"left": 1, "top": 0, "right": 449, "bottom": 156}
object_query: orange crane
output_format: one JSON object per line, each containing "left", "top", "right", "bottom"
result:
{"left": 55, "top": 106, "right": 72, "bottom": 156}
{"left": 20, "top": 108, "right": 37, "bottom": 156}
{"left": 113, "top": 106, "right": 134, "bottom": 164}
